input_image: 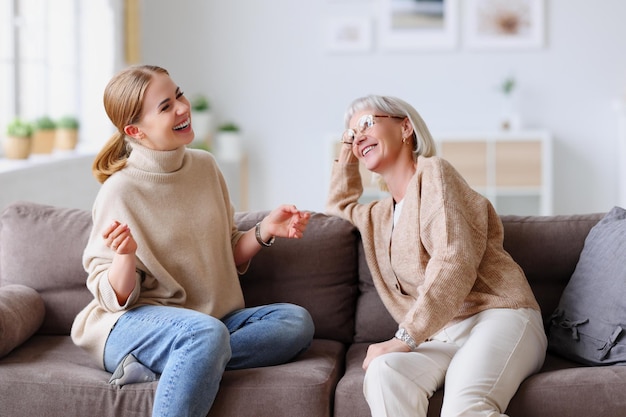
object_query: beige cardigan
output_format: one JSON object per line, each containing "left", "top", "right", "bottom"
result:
{"left": 326, "top": 156, "right": 539, "bottom": 344}
{"left": 71, "top": 144, "right": 246, "bottom": 366}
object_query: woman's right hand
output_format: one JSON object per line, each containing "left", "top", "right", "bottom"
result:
{"left": 103, "top": 221, "right": 137, "bottom": 255}
{"left": 103, "top": 220, "right": 138, "bottom": 306}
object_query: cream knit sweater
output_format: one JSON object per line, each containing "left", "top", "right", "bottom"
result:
{"left": 326, "top": 156, "right": 539, "bottom": 344}
{"left": 71, "top": 144, "right": 246, "bottom": 367}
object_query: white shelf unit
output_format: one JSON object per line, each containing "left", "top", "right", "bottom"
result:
{"left": 434, "top": 130, "right": 553, "bottom": 216}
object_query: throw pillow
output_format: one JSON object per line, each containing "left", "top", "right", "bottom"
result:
{"left": 0, "top": 201, "right": 93, "bottom": 335}
{"left": 548, "top": 206, "right": 626, "bottom": 365}
{"left": 0, "top": 284, "right": 45, "bottom": 357}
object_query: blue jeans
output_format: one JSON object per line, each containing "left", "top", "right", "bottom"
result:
{"left": 103, "top": 303, "right": 314, "bottom": 417}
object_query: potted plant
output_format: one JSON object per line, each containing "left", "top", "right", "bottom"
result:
{"left": 215, "top": 122, "right": 242, "bottom": 162}
{"left": 32, "top": 116, "right": 57, "bottom": 154}
{"left": 55, "top": 115, "right": 80, "bottom": 150}
{"left": 190, "top": 94, "right": 214, "bottom": 148}
{"left": 3, "top": 118, "right": 34, "bottom": 159}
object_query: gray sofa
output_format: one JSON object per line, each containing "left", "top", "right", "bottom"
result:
{"left": 0, "top": 201, "right": 624, "bottom": 417}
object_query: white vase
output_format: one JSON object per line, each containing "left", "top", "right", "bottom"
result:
{"left": 500, "top": 93, "right": 522, "bottom": 131}
{"left": 191, "top": 111, "right": 214, "bottom": 147}
{"left": 215, "top": 131, "right": 242, "bottom": 162}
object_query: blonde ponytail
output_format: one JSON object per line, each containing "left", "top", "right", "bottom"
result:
{"left": 92, "top": 132, "right": 131, "bottom": 184}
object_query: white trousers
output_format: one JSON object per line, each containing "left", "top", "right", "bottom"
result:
{"left": 363, "top": 308, "right": 547, "bottom": 417}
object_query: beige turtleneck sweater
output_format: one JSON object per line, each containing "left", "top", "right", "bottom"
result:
{"left": 326, "top": 156, "right": 539, "bottom": 344}
{"left": 71, "top": 144, "right": 246, "bottom": 367}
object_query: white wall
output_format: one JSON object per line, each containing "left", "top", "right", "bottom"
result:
{"left": 141, "top": 0, "right": 626, "bottom": 214}
{"left": 0, "top": 153, "right": 100, "bottom": 212}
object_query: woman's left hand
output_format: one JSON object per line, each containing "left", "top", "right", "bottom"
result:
{"left": 262, "top": 205, "right": 311, "bottom": 240}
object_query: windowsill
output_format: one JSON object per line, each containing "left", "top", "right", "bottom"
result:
{"left": 0, "top": 146, "right": 98, "bottom": 174}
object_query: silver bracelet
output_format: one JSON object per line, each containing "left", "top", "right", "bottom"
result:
{"left": 255, "top": 221, "right": 275, "bottom": 247}
{"left": 395, "top": 328, "right": 419, "bottom": 350}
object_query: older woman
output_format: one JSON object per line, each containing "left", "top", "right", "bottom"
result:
{"left": 326, "top": 95, "right": 546, "bottom": 417}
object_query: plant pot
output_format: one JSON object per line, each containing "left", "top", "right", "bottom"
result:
{"left": 215, "top": 131, "right": 242, "bottom": 162}
{"left": 32, "top": 129, "right": 56, "bottom": 154}
{"left": 3, "top": 135, "right": 32, "bottom": 159}
{"left": 191, "top": 111, "right": 214, "bottom": 147}
{"left": 55, "top": 128, "right": 78, "bottom": 150}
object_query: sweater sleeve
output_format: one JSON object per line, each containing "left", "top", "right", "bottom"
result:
{"left": 83, "top": 187, "right": 143, "bottom": 313}
{"left": 325, "top": 160, "right": 381, "bottom": 229}
{"left": 400, "top": 159, "right": 491, "bottom": 342}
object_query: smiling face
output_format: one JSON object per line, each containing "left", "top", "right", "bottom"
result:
{"left": 348, "top": 110, "right": 411, "bottom": 174}
{"left": 123, "top": 72, "right": 194, "bottom": 151}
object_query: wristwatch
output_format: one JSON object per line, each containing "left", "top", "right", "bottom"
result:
{"left": 255, "top": 222, "right": 275, "bottom": 247}
{"left": 394, "top": 328, "right": 419, "bottom": 350}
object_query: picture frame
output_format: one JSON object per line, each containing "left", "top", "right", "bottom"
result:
{"left": 378, "top": 0, "right": 459, "bottom": 51}
{"left": 324, "top": 16, "right": 373, "bottom": 53}
{"left": 463, "top": 0, "right": 545, "bottom": 50}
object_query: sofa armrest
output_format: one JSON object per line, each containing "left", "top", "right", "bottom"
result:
{"left": 0, "top": 284, "right": 45, "bottom": 357}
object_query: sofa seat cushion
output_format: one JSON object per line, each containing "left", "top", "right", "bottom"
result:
{"left": 507, "top": 354, "right": 626, "bottom": 417}
{"left": 209, "top": 339, "right": 345, "bottom": 417}
{"left": 0, "top": 337, "right": 344, "bottom": 417}
{"left": 0, "top": 284, "right": 45, "bottom": 357}
{"left": 335, "top": 345, "right": 626, "bottom": 417}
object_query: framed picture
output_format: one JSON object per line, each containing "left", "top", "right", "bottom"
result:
{"left": 324, "top": 17, "right": 373, "bottom": 53}
{"left": 464, "top": 0, "right": 545, "bottom": 50}
{"left": 378, "top": 0, "right": 459, "bottom": 51}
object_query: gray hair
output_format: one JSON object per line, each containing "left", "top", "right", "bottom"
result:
{"left": 344, "top": 95, "right": 437, "bottom": 159}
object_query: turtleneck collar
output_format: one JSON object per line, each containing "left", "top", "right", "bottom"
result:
{"left": 127, "top": 141, "right": 187, "bottom": 174}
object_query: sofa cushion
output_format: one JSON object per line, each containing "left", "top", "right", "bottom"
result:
{"left": 0, "top": 336, "right": 344, "bottom": 417}
{"left": 0, "top": 201, "right": 93, "bottom": 335}
{"left": 0, "top": 284, "right": 45, "bottom": 357}
{"left": 235, "top": 212, "right": 359, "bottom": 344}
{"left": 353, "top": 243, "right": 396, "bottom": 343}
{"left": 500, "top": 213, "right": 603, "bottom": 319}
{"left": 547, "top": 206, "right": 626, "bottom": 365}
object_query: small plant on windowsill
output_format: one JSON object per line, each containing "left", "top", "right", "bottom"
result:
{"left": 4, "top": 118, "right": 34, "bottom": 159}
{"left": 55, "top": 115, "right": 80, "bottom": 150}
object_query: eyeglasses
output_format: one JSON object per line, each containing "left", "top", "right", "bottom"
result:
{"left": 341, "top": 114, "right": 405, "bottom": 145}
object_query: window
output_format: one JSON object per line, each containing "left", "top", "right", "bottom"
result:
{"left": 0, "top": 0, "right": 121, "bottom": 153}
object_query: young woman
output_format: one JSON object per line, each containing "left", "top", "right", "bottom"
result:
{"left": 326, "top": 95, "right": 547, "bottom": 416}
{"left": 71, "top": 65, "right": 314, "bottom": 417}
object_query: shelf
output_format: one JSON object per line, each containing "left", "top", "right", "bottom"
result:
{"left": 435, "top": 130, "right": 553, "bottom": 216}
